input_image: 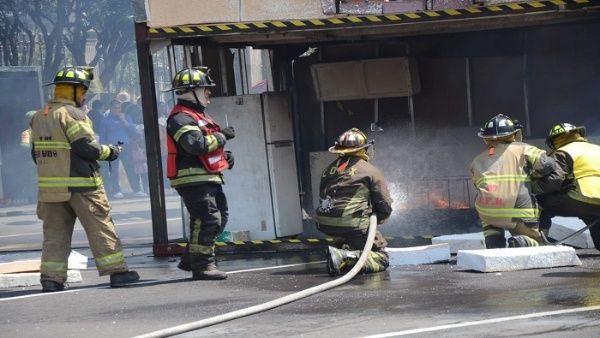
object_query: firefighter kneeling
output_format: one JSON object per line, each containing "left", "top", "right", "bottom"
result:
{"left": 315, "top": 128, "right": 393, "bottom": 276}
{"left": 533, "top": 123, "right": 600, "bottom": 250}
{"left": 469, "top": 114, "right": 556, "bottom": 248}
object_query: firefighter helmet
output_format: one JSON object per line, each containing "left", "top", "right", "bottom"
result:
{"left": 166, "top": 67, "right": 216, "bottom": 92}
{"left": 545, "top": 123, "right": 586, "bottom": 149}
{"left": 329, "top": 128, "right": 373, "bottom": 154}
{"left": 477, "top": 114, "right": 521, "bottom": 140}
{"left": 46, "top": 66, "right": 94, "bottom": 89}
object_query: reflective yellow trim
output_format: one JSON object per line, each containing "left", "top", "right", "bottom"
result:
{"left": 95, "top": 252, "right": 125, "bottom": 268}
{"left": 205, "top": 134, "right": 219, "bottom": 152}
{"left": 475, "top": 174, "right": 529, "bottom": 188}
{"left": 38, "top": 176, "right": 103, "bottom": 188}
{"left": 315, "top": 214, "right": 370, "bottom": 229}
{"left": 41, "top": 261, "right": 64, "bottom": 272}
{"left": 475, "top": 205, "right": 539, "bottom": 218}
{"left": 99, "top": 145, "right": 111, "bottom": 160}
{"left": 66, "top": 121, "right": 94, "bottom": 140}
{"left": 32, "top": 141, "right": 71, "bottom": 149}
{"left": 173, "top": 125, "right": 201, "bottom": 142}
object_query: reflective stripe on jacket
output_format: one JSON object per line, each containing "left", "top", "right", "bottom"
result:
{"left": 560, "top": 141, "right": 600, "bottom": 204}
{"left": 315, "top": 156, "right": 392, "bottom": 230}
{"left": 30, "top": 98, "right": 108, "bottom": 202}
{"left": 470, "top": 142, "right": 551, "bottom": 227}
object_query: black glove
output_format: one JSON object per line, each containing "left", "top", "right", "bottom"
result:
{"left": 225, "top": 150, "right": 234, "bottom": 169}
{"left": 212, "top": 132, "right": 227, "bottom": 148}
{"left": 107, "top": 144, "right": 121, "bottom": 161}
{"left": 221, "top": 126, "right": 235, "bottom": 140}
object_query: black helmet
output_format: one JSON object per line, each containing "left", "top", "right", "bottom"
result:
{"left": 166, "top": 67, "right": 215, "bottom": 92}
{"left": 478, "top": 114, "right": 521, "bottom": 139}
{"left": 46, "top": 66, "right": 94, "bottom": 89}
{"left": 545, "top": 123, "right": 586, "bottom": 149}
{"left": 328, "top": 128, "right": 373, "bottom": 154}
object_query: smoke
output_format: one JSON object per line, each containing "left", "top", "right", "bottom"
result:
{"left": 368, "top": 123, "right": 482, "bottom": 236}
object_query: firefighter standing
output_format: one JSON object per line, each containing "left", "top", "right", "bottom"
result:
{"left": 165, "top": 67, "right": 235, "bottom": 280}
{"left": 31, "top": 66, "right": 139, "bottom": 292}
{"left": 533, "top": 123, "right": 600, "bottom": 249}
{"left": 470, "top": 114, "right": 556, "bottom": 248}
{"left": 315, "top": 128, "right": 392, "bottom": 276}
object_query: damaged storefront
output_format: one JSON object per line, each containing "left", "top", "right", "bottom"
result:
{"left": 133, "top": 0, "right": 600, "bottom": 254}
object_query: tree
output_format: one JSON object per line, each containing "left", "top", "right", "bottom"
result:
{"left": 0, "top": 0, "right": 136, "bottom": 91}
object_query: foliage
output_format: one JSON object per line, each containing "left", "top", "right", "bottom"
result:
{"left": 0, "top": 0, "right": 136, "bottom": 92}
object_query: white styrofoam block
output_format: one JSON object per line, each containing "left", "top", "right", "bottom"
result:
{"left": 432, "top": 233, "right": 486, "bottom": 253}
{"left": 457, "top": 246, "right": 581, "bottom": 272}
{"left": 432, "top": 231, "right": 511, "bottom": 253}
{"left": 549, "top": 217, "right": 594, "bottom": 249}
{"left": 0, "top": 270, "right": 82, "bottom": 288}
{"left": 0, "top": 250, "right": 88, "bottom": 270}
{"left": 68, "top": 250, "right": 89, "bottom": 270}
{"left": 386, "top": 243, "right": 450, "bottom": 266}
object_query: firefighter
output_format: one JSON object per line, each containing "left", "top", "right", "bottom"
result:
{"left": 165, "top": 67, "right": 235, "bottom": 280}
{"left": 31, "top": 66, "right": 139, "bottom": 292}
{"left": 315, "top": 128, "right": 393, "bottom": 276}
{"left": 470, "top": 114, "right": 556, "bottom": 249}
{"left": 533, "top": 123, "right": 600, "bottom": 249}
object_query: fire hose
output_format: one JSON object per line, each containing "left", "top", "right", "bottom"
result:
{"left": 133, "top": 214, "right": 378, "bottom": 338}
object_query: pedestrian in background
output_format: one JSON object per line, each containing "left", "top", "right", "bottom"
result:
{"left": 165, "top": 67, "right": 235, "bottom": 280}
{"left": 98, "top": 99, "right": 142, "bottom": 198}
{"left": 315, "top": 128, "right": 392, "bottom": 276}
{"left": 30, "top": 66, "right": 139, "bottom": 292}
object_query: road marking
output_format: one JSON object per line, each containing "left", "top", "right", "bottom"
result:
{"left": 0, "top": 289, "right": 81, "bottom": 302}
{"left": 0, "top": 217, "right": 181, "bottom": 238}
{"left": 362, "top": 305, "right": 600, "bottom": 337}
{"left": 0, "top": 261, "right": 324, "bottom": 302}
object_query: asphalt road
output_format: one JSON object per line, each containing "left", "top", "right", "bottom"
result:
{"left": 1, "top": 196, "right": 600, "bottom": 337}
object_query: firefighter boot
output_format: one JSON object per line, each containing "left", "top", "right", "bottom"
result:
{"left": 110, "top": 270, "right": 140, "bottom": 287}
{"left": 41, "top": 280, "right": 65, "bottom": 292}
{"left": 507, "top": 235, "right": 539, "bottom": 248}
{"left": 326, "top": 246, "right": 359, "bottom": 276}
{"left": 192, "top": 263, "right": 227, "bottom": 280}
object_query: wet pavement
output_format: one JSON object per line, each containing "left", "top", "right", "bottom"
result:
{"left": 2, "top": 197, "right": 600, "bottom": 337}
{"left": 1, "top": 249, "right": 600, "bottom": 337}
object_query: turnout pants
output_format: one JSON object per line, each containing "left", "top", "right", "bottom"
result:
{"left": 320, "top": 225, "right": 389, "bottom": 273}
{"left": 538, "top": 193, "right": 600, "bottom": 250}
{"left": 177, "top": 184, "right": 228, "bottom": 271}
{"left": 483, "top": 222, "right": 542, "bottom": 249}
{"left": 37, "top": 188, "right": 128, "bottom": 283}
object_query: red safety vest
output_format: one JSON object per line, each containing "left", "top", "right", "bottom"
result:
{"left": 166, "top": 104, "right": 228, "bottom": 177}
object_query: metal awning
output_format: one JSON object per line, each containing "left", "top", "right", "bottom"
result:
{"left": 146, "top": 0, "right": 600, "bottom": 46}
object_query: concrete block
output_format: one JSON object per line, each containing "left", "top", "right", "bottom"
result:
{"left": 431, "top": 0, "right": 473, "bottom": 10}
{"left": 386, "top": 243, "right": 450, "bottom": 266}
{"left": 457, "top": 246, "right": 581, "bottom": 272}
{"left": 432, "top": 231, "right": 512, "bottom": 253}
{"left": 0, "top": 270, "right": 82, "bottom": 288}
{"left": 383, "top": 0, "right": 426, "bottom": 13}
{"left": 549, "top": 217, "right": 594, "bottom": 249}
{"left": 68, "top": 250, "right": 89, "bottom": 270}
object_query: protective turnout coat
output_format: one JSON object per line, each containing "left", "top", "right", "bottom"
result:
{"left": 470, "top": 142, "right": 554, "bottom": 228}
{"left": 30, "top": 98, "right": 114, "bottom": 202}
{"left": 315, "top": 156, "right": 392, "bottom": 230}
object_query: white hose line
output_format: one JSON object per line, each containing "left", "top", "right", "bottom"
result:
{"left": 134, "top": 215, "right": 379, "bottom": 338}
